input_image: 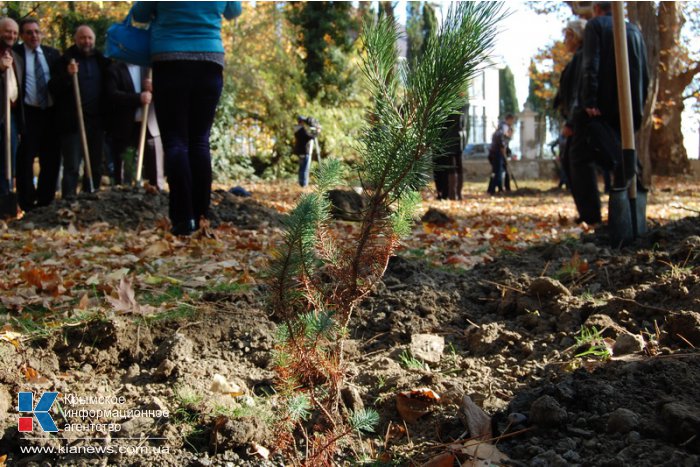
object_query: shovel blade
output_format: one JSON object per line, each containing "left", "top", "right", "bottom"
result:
{"left": 634, "top": 186, "right": 648, "bottom": 236}
{"left": 608, "top": 187, "right": 634, "bottom": 247}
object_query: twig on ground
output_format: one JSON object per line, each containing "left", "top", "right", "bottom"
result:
{"left": 480, "top": 279, "right": 526, "bottom": 294}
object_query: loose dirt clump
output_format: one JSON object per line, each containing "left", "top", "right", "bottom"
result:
{"left": 19, "top": 187, "right": 281, "bottom": 231}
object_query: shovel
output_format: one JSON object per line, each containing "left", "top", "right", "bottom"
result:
{"left": 71, "top": 59, "right": 94, "bottom": 194}
{"left": 135, "top": 68, "right": 152, "bottom": 186}
{"left": 608, "top": 3, "right": 645, "bottom": 247}
{"left": 1, "top": 67, "right": 17, "bottom": 217}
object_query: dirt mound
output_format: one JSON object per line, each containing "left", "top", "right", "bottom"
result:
{"left": 16, "top": 187, "right": 282, "bottom": 231}
{"left": 2, "top": 201, "right": 699, "bottom": 465}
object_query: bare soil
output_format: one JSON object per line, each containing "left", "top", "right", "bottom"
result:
{"left": 1, "top": 182, "right": 699, "bottom": 466}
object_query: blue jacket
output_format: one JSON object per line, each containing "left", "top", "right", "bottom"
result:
{"left": 132, "top": 2, "right": 241, "bottom": 55}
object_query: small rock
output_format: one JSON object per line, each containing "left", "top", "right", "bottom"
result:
{"left": 662, "top": 311, "right": 700, "bottom": 347}
{"left": 626, "top": 431, "right": 641, "bottom": 444}
{"left": 607, "top": 408, "right": 640, "bottom": 434}
{"left": 212, "top": 417, "right": 269, "bottom": 450}
{"left": 211, "top": 374, "right": 243, "bottom": 395}
{"left": 529, "top": 277, "right": 571, "bottom": 297}
{"left": 531, "top": 450, "right": 569, "bottom": 467}
{"left": 125, "top": 363, "right": 140, "bottom": 379}
{"left": 659, "top": 401, "right": 700, "bottom": 444}
{"left": 530, "top": 395, "right": 567, "bottom": 428}
{"left": 155, "top": 358, "right": 176, "bottom": 378}
{"left": 409, "top": 334, "right": 445, "bottom": 364}
{"left": 613, "top": 333, "right": 645, "bottom": 355}
{"left": 120, "top": 416, "right": 155, "bottom": 437}
{"left": 153, "top": 333, "right": 194, "bottom": 362}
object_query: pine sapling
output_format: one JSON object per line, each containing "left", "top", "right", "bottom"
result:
{"left": 267, "top": 3, "right": 504, "bottom": 463}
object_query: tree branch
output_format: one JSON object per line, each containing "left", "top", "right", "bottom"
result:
{"left": 674, "top": 61, "right": 700, "bottom": 90}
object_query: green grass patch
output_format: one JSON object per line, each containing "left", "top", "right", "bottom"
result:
{"left": 140, "top": 285, "right": 184, "bottom": 306}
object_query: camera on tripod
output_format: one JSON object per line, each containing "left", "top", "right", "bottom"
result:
{"left": 298, "top": 115, "right": 321, "bottom": 136}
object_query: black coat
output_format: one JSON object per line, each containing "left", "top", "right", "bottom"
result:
{"left": 105, "top": 61, "right": 144, "bottom": 142}
{"left": 581, "top": 13, "right": 649, "bottom": 131}
{"left": 48, "top": 45, "right": 111, "bottom": 133}
{"left": 554, "top": 47, "right": 583, "bottom": 126}
{"left": 12, "top": 43, "right": 61, "bottom": 131}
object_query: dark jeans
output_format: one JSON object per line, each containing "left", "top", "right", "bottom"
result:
{"left": 487, "top": 153, "right": 505, "bottom": 194}
{"left": 16, "top": 106, "right": 61, "bottom": 209}
{"left": 153, "top": 60, "right": 223, "bottom": 227}
{"left": 61, "top": 123, "right": 104, "bottom": 197}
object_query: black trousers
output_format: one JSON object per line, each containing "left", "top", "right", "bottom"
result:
{"left": 109, "top": 122, "right": 159, "bottom": 187}
{"left": 569, "top": 112, "right": 602, "bottom": 224}
{"left": 16, "top": 105, "right": 61, "bottom": 209}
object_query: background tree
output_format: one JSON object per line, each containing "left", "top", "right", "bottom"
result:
{"left": 286, "top": 1, "right": 360, "bottom": 105}
{"left": 405, "top": 1, "right": 423, "bottom": 66}
{"left": 499, "top": 65, "right": 520, "bottom": 115}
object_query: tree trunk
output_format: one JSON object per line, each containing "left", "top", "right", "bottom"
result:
{"left": 628, "top": 2, "right": 659, "bottom": 187}
{"left": 649, "top": 2, "right": 692, "bottom": 177}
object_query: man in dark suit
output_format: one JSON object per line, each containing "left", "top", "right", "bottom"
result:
{"left": 106, "top": 61, "right": 163, "bottom": 188}
{"left": 49, "top": 25, "right": 110, "bottom": 198}
{"left": 568, "top": 1, "right": 649, "bottom": 225}
{"left": 14, "top": 18, "right": 61, "bottom": 210}
{"left": 0, "top": 17, "right": 22, "bottom": 199}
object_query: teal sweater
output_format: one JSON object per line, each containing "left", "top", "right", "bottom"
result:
{"left": 132, "top": 1, "right": 241, "bottom": 55}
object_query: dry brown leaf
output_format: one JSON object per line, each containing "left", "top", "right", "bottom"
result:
{"left": 141, "top": 240, "right": 171, "bottom": 258}
{"left": 460, "top": 395, "right": 492, "bottom": 441}
{"left": 23, "top": 366, "right": 49, "bottom": 384}
{"left": 396, "top": 388, "right": 440, "bottom": 423}
{"left": 454, "top": 441, "right": 509, "bottom": 466}
{"left": 77, "top": 293, "right": 90, "bottom": 310}
{"left": 105, "top": 277, "right": 141, "bottom": 315}
{"left": 421, "top": 452, "right": 456, "bottom": 467}
{"left": 0, "top": 329, "right": 23, "bottom": 350}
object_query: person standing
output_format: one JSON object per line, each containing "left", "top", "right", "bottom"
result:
{"left": 132, "top": 1, "right": 242, "bottom": 236}
{"left": 48, "top": 25, "right": 110, "bottom": 199}
{"left": 14, "top": 18, "right": 61, "bottom": 210}
{"left": 106, "top": 61, "right": 164, "bottom": 189}
{"left": 487, "top": 114, "right": 514, "bottom": 195}
{"left": 553, "top": 20, "right": 585, "bottom": 204}
{"left": 293, "top": 116, "right": 319, "bottom": 188}
{"left": 569, "top": 1, "right": 648, "bottom": 224}
{"left": 0, "top": 17, "right": 22, "bottom": 199}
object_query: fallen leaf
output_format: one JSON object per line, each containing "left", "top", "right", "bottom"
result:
{"left": 105, "top": 277, "right": 141, "bottom": 315}
{"left": 141, "top": 240, "right": 171, "bottom": 258}
{"left": 77, "top": 293, "right": 90, "bottom": 310}
{"left": 453, "top": 441, "right": 509, "bottom": 466}
{"left": 460, "top": 395, "right": 492, "bottom": 441}
{"left": 421, "top": 452, "right": 455, "bottom": 467}
{"left": 251, "top": 443, "right": 270, "bottom": 459}
{"left": 106, "top": 268, "right": 130, "bottom": 282}
{"left": 396, "top": 388, "right": 440, "bottom": 423}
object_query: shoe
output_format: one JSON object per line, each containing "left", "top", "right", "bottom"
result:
{"left": 171, "top": 219, "right": 196, "bottom": 236}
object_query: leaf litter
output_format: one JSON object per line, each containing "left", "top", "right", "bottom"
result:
{"left": 0, "top": 179, "right": 699, "bottom": 465}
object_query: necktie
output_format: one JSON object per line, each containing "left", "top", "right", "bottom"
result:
{"left": 34, "top": 51, "right": 48, "bottom": 109}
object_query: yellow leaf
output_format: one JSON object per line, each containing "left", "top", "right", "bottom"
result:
{"left": 141, "top": 240, "right": 171, "bottom": 258}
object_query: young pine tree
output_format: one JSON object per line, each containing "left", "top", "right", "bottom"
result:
{"left": 268, "top": 3, "right": 504, "bottom": 463}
